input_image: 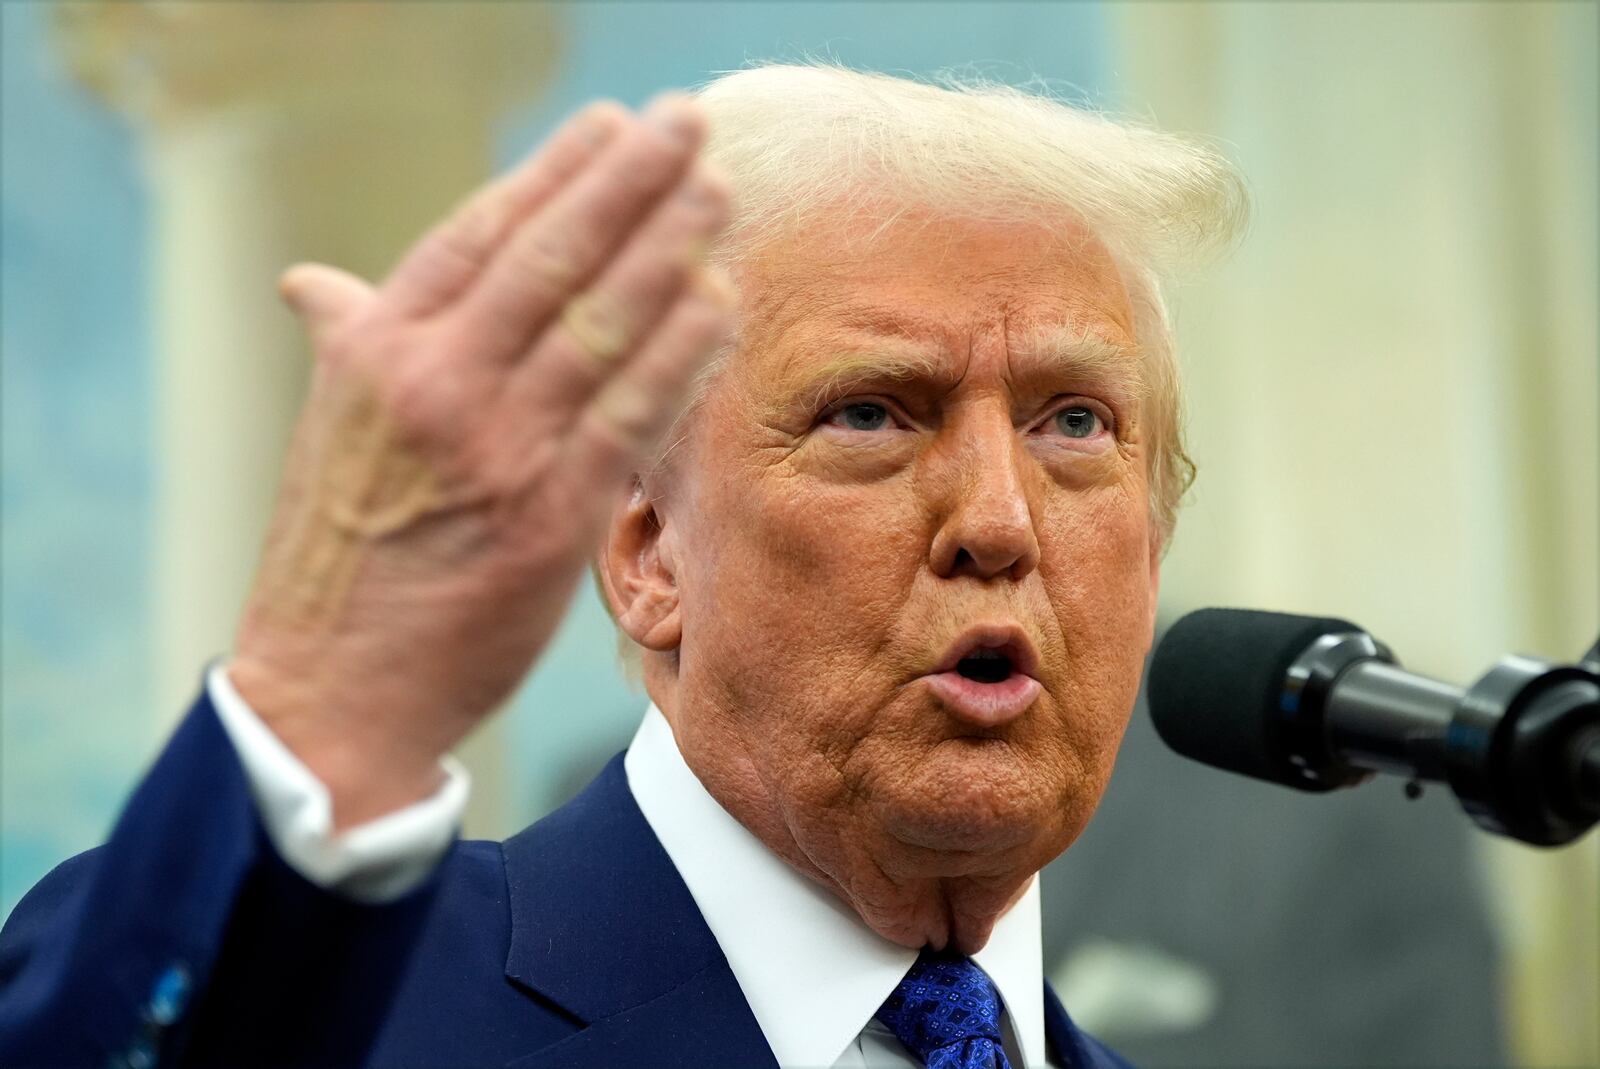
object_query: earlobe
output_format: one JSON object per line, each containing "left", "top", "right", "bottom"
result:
{"left": 599, "top": 479, "right": 683, "bottom": 653}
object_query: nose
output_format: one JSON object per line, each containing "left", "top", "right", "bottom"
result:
{"left": 928, "top": 414, "right": 1041, "bottom": 582}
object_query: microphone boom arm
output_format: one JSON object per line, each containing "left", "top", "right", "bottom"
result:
{"left": 1281, "top": 633, "right": 1600, "bottom": 847}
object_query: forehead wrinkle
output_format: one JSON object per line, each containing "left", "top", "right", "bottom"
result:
{"left": 763, "top": 296, "right": 962, "bottom": 396}
{"left": 804, "top": 301, "right": 956, "bottom": 346}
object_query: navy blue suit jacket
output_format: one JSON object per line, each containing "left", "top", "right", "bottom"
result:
{"left": 0, "top": 691, "right": 1129, "bottom": 1068}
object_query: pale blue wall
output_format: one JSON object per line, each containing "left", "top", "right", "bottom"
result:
{"left": 0, "top": 0, "right": 1110, "bottom": 915}
{"left": 2, "top": 3, "right": 154, "bottom": 918}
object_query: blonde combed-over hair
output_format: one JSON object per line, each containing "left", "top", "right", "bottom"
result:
{"left": 615, "top": 63, "right": 1248, "bottom": 671}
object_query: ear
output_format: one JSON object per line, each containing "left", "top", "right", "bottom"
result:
{"left": 598, "top": 477, "right": 682, "bottom": 653}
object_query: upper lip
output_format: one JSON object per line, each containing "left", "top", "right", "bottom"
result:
{"left": 931, "top": 623, "right": 1042, "bottom": 680}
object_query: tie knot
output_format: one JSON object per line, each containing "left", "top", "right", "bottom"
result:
{"left": 876, "top": 950, "right": 1012, "bottom": 1069}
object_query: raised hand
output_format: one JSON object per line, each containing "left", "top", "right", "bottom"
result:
{"left": 228, "top": 95, "right": 735, "bottom": 826}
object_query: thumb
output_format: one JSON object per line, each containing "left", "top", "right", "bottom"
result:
{"left": 278, "top": 262, "right": 375, "bottom": 339}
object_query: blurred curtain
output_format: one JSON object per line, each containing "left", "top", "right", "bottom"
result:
{"left": 1108, "top": 3, "right": 1598, "bottom": 1065}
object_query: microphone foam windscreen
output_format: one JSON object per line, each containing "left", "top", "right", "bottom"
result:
{"left": 1148, "top": 608, "right": 1359, "bottom": 788}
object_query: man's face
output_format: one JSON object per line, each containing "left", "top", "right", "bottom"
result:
{"left": 657, "top": 210, "right": 1159, "bottom": 949}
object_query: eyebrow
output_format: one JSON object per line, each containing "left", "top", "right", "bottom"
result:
{"left": 788, "top": 347, "right": 946, "bottom": 411}
{"left": 1012, "top": 323, "right": 1146, "bottom": 403}
{"left": 778, "top": 318, "right": 1145, "bottom": 412}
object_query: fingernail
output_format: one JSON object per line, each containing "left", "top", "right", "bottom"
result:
{"left": 580, "top": 106, "right": 622, "bottom": 147}
{"left": 644, "top": 94, "right": 698, "bottom": 146}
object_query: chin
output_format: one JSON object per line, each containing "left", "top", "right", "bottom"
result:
{"left": 872, "top": 740, "right": 1064, "bottom": 858}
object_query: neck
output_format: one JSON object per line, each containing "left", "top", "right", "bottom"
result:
{"left": 648, "top": 672, "right": 1039, "bottom": 955}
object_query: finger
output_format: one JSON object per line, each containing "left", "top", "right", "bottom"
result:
{"left": 382, "top": 100, "right": 630, "bottom": 317}
{"left": 449, "top": 94, "right": 707, "bottom": 363}
{"left": 522, "top": 163, "right": 732, "bottom": 409}
{"left": 568, "top": 269, "right": 738, "bottom": 488}
{"left": 279, "top": 262, "right": 376, "bottom": 344}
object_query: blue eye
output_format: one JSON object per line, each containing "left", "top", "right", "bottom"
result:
{"left": 1054, "top": 405, "right": 1101, "bottom": 438}
{"left": 833, "top": 402, "right": 891, "bottom": 431}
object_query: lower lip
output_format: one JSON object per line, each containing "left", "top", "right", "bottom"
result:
{"left": 922, "top": 672, "right": 1041, "bottom": 727}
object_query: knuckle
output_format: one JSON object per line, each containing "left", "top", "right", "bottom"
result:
{"left": 587, "top": 387, "right": 661, "bottom": 456}
{"left": 384, "top": 363, "right": 448, "bottom": 437}
{"left": 560, "top": 292, "right": 635, "bottom": 365}
{"left": 373, "top": 327, "right": 471, "bottom": 440}
{"left": 427, "top": 178, "right": 513, "bottom": 257}
{"left": 508, "top": 229, "right": 587, "bottom": 294}
{"left": 616, "top": 240, "right": 695, "bottom": 302}
{"left": 447, "top": 197, "right": 509, "bottom": 255}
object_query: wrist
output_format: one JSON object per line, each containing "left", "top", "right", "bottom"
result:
{"left": 226, "top": 656, "right": 449, "bottom": 831}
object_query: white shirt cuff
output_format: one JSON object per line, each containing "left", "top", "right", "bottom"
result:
{"left": 205, "top": 662, "right": 471, "bottom": 904}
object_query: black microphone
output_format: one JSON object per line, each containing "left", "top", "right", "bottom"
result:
{"left": 1147, "top": 608, "right": 1600, "bottom": 847}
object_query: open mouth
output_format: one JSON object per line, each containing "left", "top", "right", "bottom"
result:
{"left": 935, "top": 628, "right": 1039, "bottom": 684}
{"left": 955, "top": 647, "right": 1016, "bottom": 685}
{"left": 926, "top": 628, "right": 1042, "bottom": 727}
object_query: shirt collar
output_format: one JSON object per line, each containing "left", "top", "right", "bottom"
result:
{"left": 624, "top": 704, "right": 1045, "bottom": 1068}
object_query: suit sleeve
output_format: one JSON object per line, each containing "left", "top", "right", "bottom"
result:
{"left": 0, "top": 688, "right": 451, "bottom": 1068}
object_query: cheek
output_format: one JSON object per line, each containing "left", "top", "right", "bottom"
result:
{"left": 680, "top": 460, "right": 926, "bottom": 718}
{"left": 1038, "top": 483, "right": 1153, "bottom": 756}
{"left": 1040, "top": 452, "right": 1152, "bottom": 604}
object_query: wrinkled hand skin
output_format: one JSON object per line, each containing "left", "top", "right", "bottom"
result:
{"left": 609, "top": 210, "right": 1161, "bottom": 955}
{"left": 231, "top": 95, "right": 736, "bottom": 829}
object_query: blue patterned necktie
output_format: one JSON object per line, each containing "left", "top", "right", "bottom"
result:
{"left": 876, "top": 949, "right": 1015, "bottom": 1069}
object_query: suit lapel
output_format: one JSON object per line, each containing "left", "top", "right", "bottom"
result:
{"left": 505, "top": 957, "right": 775, "bottom": 1069}
{"left": 498, "top": 755, "right": 776, "bottom": 1068}
{"left": 1045, "top": 981, "right": 1133, "bottom": 1069}
{"left": 498, "top": 756, "right": 1113, "bottom": 1069}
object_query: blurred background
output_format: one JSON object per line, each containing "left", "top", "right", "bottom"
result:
{"left": 2, "top": 2, "right": 1595, "bottom": 1066}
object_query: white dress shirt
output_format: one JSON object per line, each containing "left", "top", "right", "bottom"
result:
{"left": 625, "top": 704, "right": 1046, "bottom": 1068}
{"left": 207, "top": 667, "right": 1051, "bottom": 1067}
{"left": 207, "top": 664, "right": 471, "bottom": 902}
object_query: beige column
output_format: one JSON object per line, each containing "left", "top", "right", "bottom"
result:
{"left": 53, "top": 1, "right": 563, "bottom": 839}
